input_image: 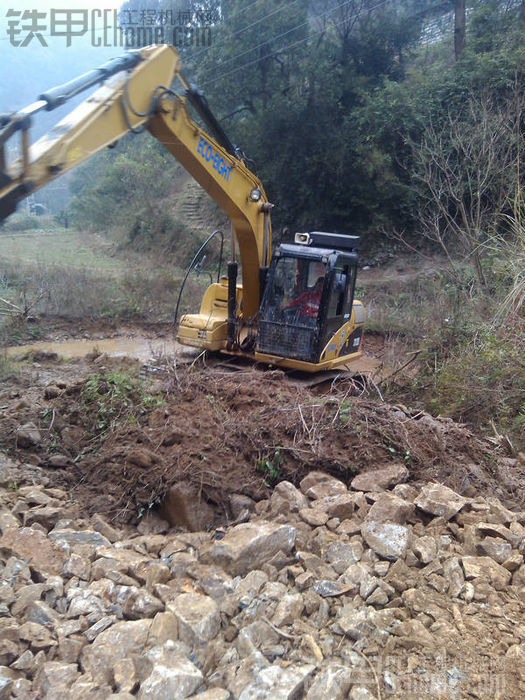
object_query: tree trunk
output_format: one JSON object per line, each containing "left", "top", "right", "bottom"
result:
{"left": 454, "top": 0, "right": 466, "bottom": 61}
{"left": 473, "top": 249, "right": 487, "bottom": 289}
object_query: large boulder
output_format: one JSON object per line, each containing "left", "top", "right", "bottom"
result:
{"left": 305, "top": 664, "right": 353, "bottom": 700}
{"left": 351, "top": 464, "right": 408, "bottom": 492}
{"left": 461, "top": 556, "right": 512, "bottom": 591}
{"left": 238, "top": 663, "right": 314, "bottom": 700}
{"left": 0, "top": 527, "right": 66, "bottom": 575}
{"left": 361, "top": 521, "right": 409, "bottom": 561}
{"left": 80, "top": 619, "right": 152, "bottom": 684}
{"left": 167, "top": 594, "right": 220, "bottom": 647}
{"left": 137, "top": 642, "right": 203, "bottom": 700}
{"left": 365, "top": 493, "right": 413, "bottom": 524}
{"left": 414, "top": 483, "right": 467, "bottom": 521}
{"left": 200, "top": 521, "right": 296, "bottom": 576}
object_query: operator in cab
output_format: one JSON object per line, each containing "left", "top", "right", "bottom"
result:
{"left": 288, "top": 276, "right": 324, "bottom": 318}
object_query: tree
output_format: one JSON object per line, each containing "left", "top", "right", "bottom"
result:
{"left": 453, "top": 0, "right": 466, "bottom": 60}
{"left": 408, "top": 91, "right": 524, "bottom": 288}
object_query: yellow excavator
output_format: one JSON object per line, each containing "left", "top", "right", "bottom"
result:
{"left": 0, "top": 44, "right": 365, "bottom": 372}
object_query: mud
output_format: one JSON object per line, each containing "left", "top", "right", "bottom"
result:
{"left": 1, "top": 351, "right": 523, "bottom": 527}
{"left": 6, "top": 335, "right": 191, "bottom": 363}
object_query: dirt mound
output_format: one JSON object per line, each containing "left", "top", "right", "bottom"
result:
{"left": 1, "top": 358, "right": 522, "bottom": 524}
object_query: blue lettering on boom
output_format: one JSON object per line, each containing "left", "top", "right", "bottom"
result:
{"left": 197, "top": 136, "right": 232, "bottom": 181}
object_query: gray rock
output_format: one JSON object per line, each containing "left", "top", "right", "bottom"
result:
{"left": 0, "top": 527, "right": 67, "bottom": 575}
{"left": 187, "top": 690, "right": 230, "bottom": 700}
{"left": 306, "top": 664, "right": 353, "bottom": 700}
{"left": 474, "top": 522, "right": 522, "bottom": 547}
{"left": 336, "top": 605, "right": 394, "bottom": 643}
{"left": 69, "top": 675, "right": 113, "bottom": 699}
{"left": 298, "top": 508, "right": 329, "bottom": 527}
{"left": 414, "top": 483, "right": 467, "bottom": 521}
{"left": 58, "top": 637, "right": 86, "bottom": 665}
{"left": 303, "top": 479, "right": 348, "bottom": 500}
{"left": 118, "top": 586, "right": 165, "bottom": 619}
{"left": 33, "top": 661, "right": 80, "bottom": 698}
{"left": 392, "top": 618, "right": 436, "bottom": 650}
{"left": 10, "top": 649, "right": 34, "bottom": 671}
{"left": 0, "top": 640, "right": 19, "bottom": 666}
{"left": 91, "top": 514, "right": 121, "bottom": 543}
{"left": 351, "top": 463, "right": 408, "bottom": 492}
{"left": 476, "top": 537, "right": 513, "bottom": 564}
{"left": 25, "top": 600, "right": 59, "bottom": 627}
{"left": 113, "top": 657, "right": 139, "bottom": 693}
{"left": 412, "top": 535, "right": 439, "bottom": 564}
{"left": 365, "top": 493, "right": 413, "bottom": 524}
{"left": 63, "top": 553, "right": 92, "bottom": 580}
{"left": 311, "top": 580, "right": 356, "bottom": 597}
{"left": 10, "top": 583, "right": 46, "bottom": 616}
{"left": 24, "top": 506, "right": 64, "bottom": 530}
{"left": 80, "top": 619, "right": 152, "bottom": 684}
{"left": 84, "top": 615, "right": 116, "bottom": 642}
{"left": 229, "top": 494, "right": 256, "bottom": 520}
{"left": 349, "top": 685, "right": 377, "bottom": 699}
{"left": 137, "top": 641, "right": 203, "bottom": 699}
{"left": 223, "top": 651, "right": 269, "bottom": 698}
{"left": 237, "top": 620, "right": 280, "bottom": 658}
{"left": 238, "top": 663, "right": 314, "bottom": 700}
{"left": 200, "top": 521, "right": 296, "bottom": 576}
{"left": 461, "top": 556, "right": 512, "bottom": 590}
{"left": 366, "top": 586, "right": 389, "bottom": 606}
{"left": 168, "top": 593, "right": 220, "bottom": 647}
{"left": 361, "top": 521, "right": 409, "bottom": 561}
{"left": 443, "top": 557, "right": 464, "bottom": 598}
{"left": 300, "top": 471, "right": 347, "bottom": 497}
{"left": 271, "top": 481, "right": 309, "bottom": 512}
{"left": 311, "top": 494, "right": 355, "bottom": 520}
{"left": 67, "top": 589, "right": 107, "bottom": 618}
{"left": 325, "top": 540, "right": 363, "bottom": 573}
{"left": 0, "top": 510, "right": 20, "bottom": 535}
{"left": 48, "top": 529, "right": 111, "bottom": 547}
{"left": 17, "top": 423, "right": 42, "bottom": 448}
{"left": 0, "top": 668, "right": 15, "bottom": 700}
{"left": 272, "top": 593, "right": 304, "bottom": 627}
{"left": 503, "top": 552, "right": 524, "bottom": 572}
{"left": 18, "top": 621, "right": 57, "bottom": 651}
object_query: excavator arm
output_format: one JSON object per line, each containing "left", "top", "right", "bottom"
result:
{"left": 0, "top": 44, "right": 271, "bottom": 317}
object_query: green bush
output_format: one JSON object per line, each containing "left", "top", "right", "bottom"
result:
{"left": 81, "top": 369, "right": 164, "bottom": 434}
{"left": 426, "top": 329, "right": 525, "bottom": 446}
{"left": 1, "top": 213, "right": 41, "bottom": 231}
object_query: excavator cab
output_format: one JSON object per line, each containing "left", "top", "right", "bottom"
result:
{"left": 257, "top": 232, "right": 365, "bottom": 369}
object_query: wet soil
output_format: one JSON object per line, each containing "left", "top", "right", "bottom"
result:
{"left": 1, "top": 349, "right": 522, "bottom": 527}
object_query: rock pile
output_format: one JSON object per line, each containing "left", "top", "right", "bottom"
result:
{"left": 1, "top": 458, "right": 525, "bottom": 699}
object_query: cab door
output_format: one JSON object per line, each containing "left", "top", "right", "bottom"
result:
{"left": 319, "top": 259, "right": 357, "bottom": 349}
{"left": 257, "top": 254, "right": 327, "bottom": 362}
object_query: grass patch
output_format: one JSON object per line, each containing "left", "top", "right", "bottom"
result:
{"left": 0, "top": 229, "right": 123, "bottom": 271}
{"left": 81, "top": 369, "right": 164, "bottom": 435}
{"left": 365, "top": 257, "right": 525, "bottom": 449}
{"left": 425, "top": 329, "right": 525, "bottom": 444}
{"left": 0, "top": 259, "right": 207, "bottom": 329}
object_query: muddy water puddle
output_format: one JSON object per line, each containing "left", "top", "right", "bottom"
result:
{"left": 6, "top": 336, "right": 382, "bottom": 376}
{"left": 6, "top": 336, "right": 196, "bottom": 363}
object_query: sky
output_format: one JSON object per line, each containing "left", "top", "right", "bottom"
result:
{"left": 0, "top": 0, "right": 128, "bottom": 129}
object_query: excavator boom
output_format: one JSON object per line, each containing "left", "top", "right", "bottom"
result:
{"left": 0, "top": 44, "right": 271, "bottom": 317}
